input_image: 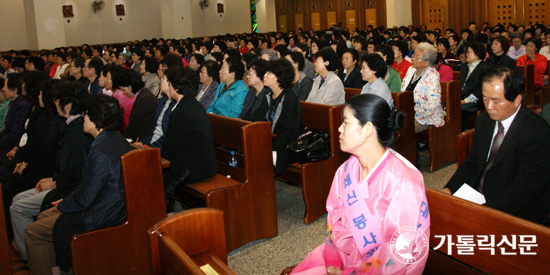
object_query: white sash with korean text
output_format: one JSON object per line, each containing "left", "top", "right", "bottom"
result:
{"left": 342, "top": 152, "right": 391, "bottom": 259}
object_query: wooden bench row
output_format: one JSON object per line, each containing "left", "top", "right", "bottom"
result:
{"left": 424, "top": 187, "right": 550, "bottom": 274}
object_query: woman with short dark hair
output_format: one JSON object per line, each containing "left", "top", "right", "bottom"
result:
{"left": 206, "top": 56, "right": 248, "bottom": 118}
{"left": 306, "top": 47, "right": 345, "bottom": 105}
{"left": 359, "top": 54, "right": 393, "bottom": 108}
{"left": 460, "top": 41, "right": 489, "bottom": 118}
{"left": 45, "top": 94, "right": 133, "bottom": 272}
{"left": 486, "top": 36, "right": 517, "bottom": 69}
{"left": 160, "top": 67, "right": 217, "bottom": 204}
{"left": 114, "top": 69, "right": 157, "bottom": 141}
{"left": 245, "top": 59, "right": 302, "bottom": 175}
{"left": 517, "top": 37, "right": 547, "bottom": 90}
{"left": 140, "top": 57, "right": 161, "bottom": 98}
{"left": 285, "top": 51, "right": 313, "bottom": 101}
{"left": 337, "top": 49, "right": 364, "bottom": 89}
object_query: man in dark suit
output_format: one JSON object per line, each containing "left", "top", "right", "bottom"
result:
{"left": 443, "top": 66, "right": 550, "bottom": 225}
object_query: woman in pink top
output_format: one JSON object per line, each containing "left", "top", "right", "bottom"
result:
{"left": 291, "top": 94, "right": 430, "bottom": 275}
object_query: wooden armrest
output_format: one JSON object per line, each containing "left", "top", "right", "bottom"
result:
{"left": 184, "top": 174, "right": 243, "bottom": 196}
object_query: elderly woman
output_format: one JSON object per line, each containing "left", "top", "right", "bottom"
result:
{"left": 140, "top": 57, "right": 161, "bottom": 98}
{"left": 207, "top": 56, "right": 248, "bottom": 118}
{"left": 337, "top": 49, "right": 364, "bottom": 89}
{"left": 196, "top": 60, "right": 220, "bottom": 109}
{"left": 285, "top": 51, "right": 313, "bottom": 101}
{"left": 517, "top": 37, "right": 548, "bottom": 90}
{"left": 160, "top": 67, "right": 217, "bottom": 204}
{"left": 360, "top": 54, "right": 394, "bottom": 108}
{"left": 460, "top": 42, "right": 489, "bottom": 118}
{"left": 245, "top": 59, "right": 302, "bottom": 176}
{"left": 306, "top": 47, "right": 345, "bottom": 105}
{"left": 486, "top": 36, "right": 517, "bottom": 69}
{"left": 290, "top": 94, "right": 430, "bottom": 274}
{"left": 401, "top": 42, "right": 445, "bottom": 132}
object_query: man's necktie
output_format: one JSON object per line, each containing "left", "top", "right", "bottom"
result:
{"left": 478, "top": 121, "right": 504, "bottom": 192}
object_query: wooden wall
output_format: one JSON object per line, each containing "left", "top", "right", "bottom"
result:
{"left": 275, "top": 0, "right": 387, "bottom": 33}
{"left": 276, "top": 0, "right": 549, "bottom": 34}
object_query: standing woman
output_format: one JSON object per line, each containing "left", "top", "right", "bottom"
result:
{"left": 306, "top": 47, "right": 345, "bottom": 105}
{"left": 285, "top": 52, "right": 313, "bottom": 101}
{"left": 290, "top": 94, "right": 430, "bottom": 274}
{"left": 401, "top": 42, "right": 445, "bottom": 132}
{"left": 337, "top": 49, "right": 364, "bottom": 89}
{"left": 245, "top": 59, "right": 302, "bottom": 176}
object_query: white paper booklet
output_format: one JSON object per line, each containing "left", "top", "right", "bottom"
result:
{"left": 453, "top": 183, "right": 486, "bottom": 205}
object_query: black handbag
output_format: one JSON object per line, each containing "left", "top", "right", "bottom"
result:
{"left": 286, "top": 129, "right": 331, "bottom": 164}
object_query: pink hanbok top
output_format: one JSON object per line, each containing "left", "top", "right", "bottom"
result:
{"left": 292, "top": 149, "right": 430, "bottom": 275}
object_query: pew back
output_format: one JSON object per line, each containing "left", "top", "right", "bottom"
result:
{"left": 425, "top": 188, "right": 550, "bottom": 274}
{"left": 0, "top": 186, "right": 11, "bottom": 275}
{"left": 178, "top": 114, "right": 277, "bottom": 251}
{"left": 423, "top": 80, "right": 461, "bottom": 171}
{"left": 148, "top": 208, "right": 235, "bottom": 275}
{"left": 71, "top": 148, "right": 166, "bottom": 274}
{"left": 518, "top": 64, "right": 535, "bottom": 105}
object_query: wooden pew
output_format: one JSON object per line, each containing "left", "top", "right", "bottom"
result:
{"left": 416, "top": 80, "right": 461, "bottom": 172}
{"left": 344, "top": 88, "right": 416, "bottom": 164}
{"left": 148, "top": 208, "right": 236, "bottom": 275}
{"left": 424, "top": 187, "right": 550, "bottom": 274}
{"left": 177, "top": 115, "right": 277, "bottom": 251}
{"left": 535, "top": 60, "right": 550, "bottom": 106}
{"left": 457, "top": 129, "right": 475, "bottom": 167}
{"left": 71, "top": 148, "right": 166, "bottom": 274}
{"left": 452, "top": 70, "right": 460, "bottom": 81}
{"left": 277, "top": 102, "right": 346, "bottom": 224}
{"left": 518, "top": 64, "right": 535, "bottom": 105}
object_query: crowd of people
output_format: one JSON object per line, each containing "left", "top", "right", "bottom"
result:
{"left": 1, "top": 20, "right": 549, "bottom": 274}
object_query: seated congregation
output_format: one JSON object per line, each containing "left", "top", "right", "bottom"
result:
{"left": 1, "top": 20, "right": 550, "bottom": 274}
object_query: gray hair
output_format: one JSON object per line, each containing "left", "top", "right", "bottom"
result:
{"left": 260, "top": 49, "right": 279, "bottom": 61}
{"left": 415, "top": 42, "right": 437, "bottom": 66}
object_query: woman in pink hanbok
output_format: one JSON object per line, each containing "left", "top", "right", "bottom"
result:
{"left": 290, "top": 94, "right": 430, "bottom": 275}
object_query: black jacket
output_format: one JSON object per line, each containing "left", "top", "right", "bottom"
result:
{"left": 123, "top": 88, "right": 157, "bottom": 141}
{"left": 57, "top": 130, "right": 132, "bottom": 230}
{"left": 337, "top": 66, "right": 364, "bottom": 89}
{"left": 41, "top": 116, "right": 93, "bottom": 211}
{"left": 446, "top": 105, "right": 550, "bottom": 225}
{"left": 162, "top": 96, "right": 217, "bottom": 197}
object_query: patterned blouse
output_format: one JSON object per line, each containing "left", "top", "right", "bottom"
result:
{"left": 401, "top": 66, "right": 445, "bottom": 127}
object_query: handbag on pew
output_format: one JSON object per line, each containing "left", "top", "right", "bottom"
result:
{"left": 286, "top": 129, "right": 330, "bottom": 164}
